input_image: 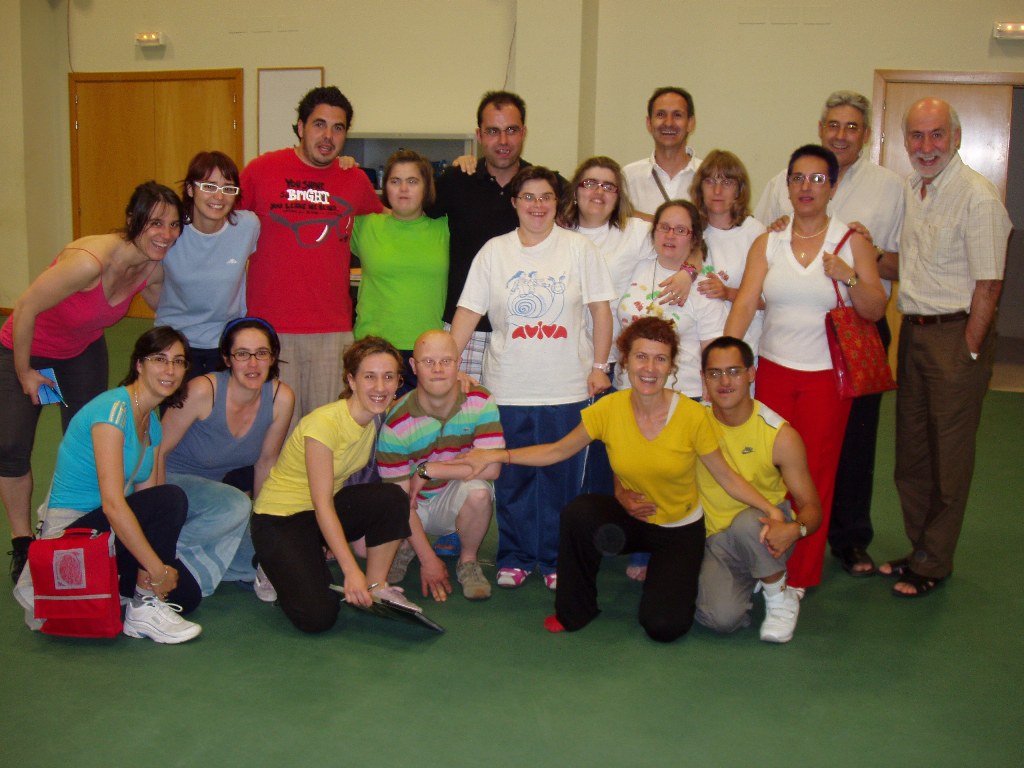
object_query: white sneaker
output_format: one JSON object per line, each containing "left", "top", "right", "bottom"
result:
{"left": 254, "top": 564, "right": 277, "bottom": 603}
{"left": 371, "top": 584, "right": 422, "bottom": 614}
{"left": 760, "top": 586, "right": 800, "bottom": 644}
{"left": 123, "top": 596, "right": 202, "bottom": 644}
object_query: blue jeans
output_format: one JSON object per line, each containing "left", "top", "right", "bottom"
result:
{"left": 168, "top": 473, "right": 253, "bottom": 596}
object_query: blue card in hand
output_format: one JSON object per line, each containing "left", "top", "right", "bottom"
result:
{"left": 36, "top": 368, "right": 68, "bottom": 407}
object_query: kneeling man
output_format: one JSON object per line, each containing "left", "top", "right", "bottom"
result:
{"left": 695, "top": 337, "right": 821, "bottom": 643}
{"left": 377, "top": 330, "right": 505, "bottom": 601}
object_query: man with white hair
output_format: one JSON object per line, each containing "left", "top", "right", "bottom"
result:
{"left": 877, "top": 97, "right": 1011, "bottom": 597}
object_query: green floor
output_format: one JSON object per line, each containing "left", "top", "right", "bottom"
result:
{"left": 3, "top": 318, "right": 1022, "bottom": 767}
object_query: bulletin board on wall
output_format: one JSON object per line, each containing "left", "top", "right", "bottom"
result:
{"left": 257, "top": 67, "right": 325, "bottom": 155}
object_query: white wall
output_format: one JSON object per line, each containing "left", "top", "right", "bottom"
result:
{"left": 2, "top": 2, "right": 29, "bottom": 307}
{"left": 593, "top": 0, "right": 1024, "bottom": 192}
{"left": 4, "top": 0, "right": 1024, "bottom": 302}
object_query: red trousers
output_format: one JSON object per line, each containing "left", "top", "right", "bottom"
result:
{"left": 755, "top": 358, "right": 851, "bottom": 588}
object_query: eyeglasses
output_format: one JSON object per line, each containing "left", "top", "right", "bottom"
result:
{"left": 701, "top": 176, "right": 737, "bottom": 188}
{"left": 516, "top": 193, "right": 556, "bottom": 204}
{"left": 194, "top": 182, "right": 240, "bottom": 195}
{"left": 656, "top": 223, "right": 692, "bottom": 237}
{"left": 144, "top": 355, "right": 189, "bottom": 370}
{"left": 416, "top": 357, "right": 457, "bottom": 370}
{"left": 704, "top": 366, "right": 748, "bottom": 380}
{"left": 578, "top": 178, "right": 618, "bottom": 193}
{"left": 230, "top": 349, "right": 273, "bottom": 362}
{"left": 787, "top": 173, "right": 830, "bottom": 186}
{"left": 823, "top": 120, "right": 863, "bottom": 133}
{"left": 481, "top": 126, "right": 523, "bottom": 138}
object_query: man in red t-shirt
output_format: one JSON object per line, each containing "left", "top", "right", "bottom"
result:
{"left": 240, "top": 86, "right": 383, "bottom": 428}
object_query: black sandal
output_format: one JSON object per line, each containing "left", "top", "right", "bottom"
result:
{"left": 892, "top": 571, "right": 943, "bottom": 598}
{"left": 835, "top": 546, "right": 876, "bottom": 577}
{"left": 880, "top": 557, "right": 912, "bottom": 578}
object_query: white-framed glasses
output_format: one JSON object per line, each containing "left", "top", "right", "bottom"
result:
{"left": 578, "top": 178, "right": 618, "bottom": 193}
{"left": 144, "top": 355, "right": 189, "bottom": 370}
{"left": 787, "top": 173, "right": 829, "bottom": 186}
{"left": 194, "top": 182, "right": 240, "bottom": 195}
{"left": 481, "top": 126, "right": 523, "bottom": 138}
{"left": 704, "top": 366, "right": 747, "bottom": 380}
{"left": 230, "top": 349, "right": 272, "bottom": 361}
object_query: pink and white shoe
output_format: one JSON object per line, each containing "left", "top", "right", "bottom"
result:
{"left": 496, "top": 567, "right": 529, "bottom": 588}
{"left": 543, "top": 573, "right": 557, "bottom": 591}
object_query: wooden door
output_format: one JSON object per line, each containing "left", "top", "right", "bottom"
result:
{"left": 871, "top": 70, "right": 1023, "bottom": 371}
{"left": 70, "top": 69, "right": 243, "bottom": 317}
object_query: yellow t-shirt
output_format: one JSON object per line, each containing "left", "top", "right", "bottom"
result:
{"left": 698, "top": 401, "right": 789, "bottom": 536}
{"left": 254, "top": 399, "right": 374, "bottom": 517}
{"left": 581, "top": 390, "right": 718, "bottom": 526}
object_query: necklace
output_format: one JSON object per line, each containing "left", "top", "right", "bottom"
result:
{"left": 646, "top": 259, "right": 681, "bottom": 314}
{"left": 131, "top": 384, "right": 150, "bottom": 441}
{"left": 792, "top": 219, "right": 829, "bottom": 239}
{"left": 793, "top": 219, "right": 830, "bottom": 262}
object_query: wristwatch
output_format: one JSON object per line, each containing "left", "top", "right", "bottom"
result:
{"left": 797, "top": 521, "right": 808, "bottom": 538}
{"left": 844, "top": 273, "right": 859, "bottom": 289}
{"left": 415, "top": 461, "right": 432, "bottom": 480}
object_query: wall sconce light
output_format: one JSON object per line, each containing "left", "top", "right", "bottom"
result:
{"left": 993, "top": 22, "right": 1024, "bottom": 39}
{"left": 135, "top": 32, "right": 165, "bottom": 47}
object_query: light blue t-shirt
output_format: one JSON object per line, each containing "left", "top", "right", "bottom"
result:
{"left": 49, "top": 387, "right": 161, "bottom": 512}
{"left": 155, "top": 210, "right": 260, "bottom": 349}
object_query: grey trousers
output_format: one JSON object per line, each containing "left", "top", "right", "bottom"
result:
{"left": 695, "top": 505, "right": 792, "bottom": 634}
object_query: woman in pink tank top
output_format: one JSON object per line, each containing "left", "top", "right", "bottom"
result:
{"left": 1, "top": 181, "right": 184, "bottom": 583}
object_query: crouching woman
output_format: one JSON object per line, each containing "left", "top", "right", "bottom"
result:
{"left": 251, "top": 336, "right": 414, "bottom": 633}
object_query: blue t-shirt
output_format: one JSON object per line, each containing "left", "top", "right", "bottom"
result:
{"left": 49, "top": 387, "right": 161, "bottom": 511}
{"left": 155, "top": 211, "right": 260, "bottom": 349}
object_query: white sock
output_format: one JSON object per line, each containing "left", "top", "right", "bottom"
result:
{"left": 133, "top": 586, "right": 156, "bottom": 602}
{"left": 762, "top": 574, "right": 786, "bottom": 597}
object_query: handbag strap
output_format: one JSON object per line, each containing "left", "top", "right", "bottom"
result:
{"left": 830, "top": 227, "right": 856, "bottom": 308}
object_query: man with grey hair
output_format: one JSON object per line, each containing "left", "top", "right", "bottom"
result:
{"left": 876, "top": 97, "right": 1011, "bottom": 597}
{"left": 754, "top": 90, "right": 904, "bottom": 579}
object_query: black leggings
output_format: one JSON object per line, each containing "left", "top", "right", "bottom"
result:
{"left": 251, "top": 483, "right": 410, "bottom": 634}
{"left": 555, "top": 494, "right": 706, "bottom": 643}
{"left": 72, "top": 485, "right": 202, "bottom": 613}
{"left": 0, "top": 337, "right": 108, "bottom": 476}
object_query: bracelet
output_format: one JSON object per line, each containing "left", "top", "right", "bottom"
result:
{"left": 593, "top": 362, "right": 611, "bottom": 374}
{"left": 148, "top": 566, "right": 169, "bottom": 587}
{"left": 505, "top": 449, "right": 512, "bottom": 465}
{"left": 679, "top": 263, "right": 698, "bottom": 279}
{"left": 875, "top": 246, "right": 885, "bottom": 263}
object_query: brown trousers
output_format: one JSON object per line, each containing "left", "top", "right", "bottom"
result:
{"left": 894, "top": 316, "right": 994, "bottom": 579}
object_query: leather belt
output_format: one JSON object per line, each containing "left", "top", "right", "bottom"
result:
{"left": 902, "top": 311, "right": 968, "bottom": 325}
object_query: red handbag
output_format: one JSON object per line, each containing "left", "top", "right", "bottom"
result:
{"left": 28, "top": 527, "right": 123, "bottom": 638}
{"left": 824, "top": 229, "right": 897, "bottom": 399}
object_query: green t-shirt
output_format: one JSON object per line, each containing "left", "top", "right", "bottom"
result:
{"left": 352, "top": 213, "right": 449, "bottom": 348}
